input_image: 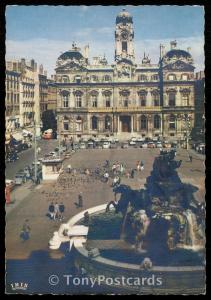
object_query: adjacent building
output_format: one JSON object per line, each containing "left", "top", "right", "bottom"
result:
{"left": 194, "top": 71, "right": 205, "bottom": 140}
{"left": 55, "top": 9, "right": 195, "bottom": 142}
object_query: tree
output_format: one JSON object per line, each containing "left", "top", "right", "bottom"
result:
{"left": 41, "top": 110, "right": 57, "bottom": 132}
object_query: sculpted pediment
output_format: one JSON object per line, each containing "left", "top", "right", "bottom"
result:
{"left": 163, "top": 60, "right": 194, "bottom": 71}
{"left": 56, "top": 61, "right": 87, "bottom": 72}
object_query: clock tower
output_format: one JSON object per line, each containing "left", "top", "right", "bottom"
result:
{"left": 115, "top": 9, "right": 135, "bottom": 64}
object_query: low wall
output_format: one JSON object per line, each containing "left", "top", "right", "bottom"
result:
{"left": 69, "top": 204, "right": 205, "bottom": 294}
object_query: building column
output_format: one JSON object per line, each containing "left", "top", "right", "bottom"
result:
{"left": 131, "top": 115, "right": 133, "bottom": 132}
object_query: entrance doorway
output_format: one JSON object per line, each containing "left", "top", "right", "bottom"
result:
{"left": 120, "top": 116, "right": 131, "bottom": 132}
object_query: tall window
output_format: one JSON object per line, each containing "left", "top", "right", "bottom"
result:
{"left": 152, "top": 92, "right": 159, "bottom": 106}
{"left": 62, "top": 76, "right": 69, "bottom": 83}
{"left": 62, "top": 91, "right": 69, "bottom": 108}
{"left": 139, "top": 92, "right": 147, "bottom": 106}
{"left": 181, "top": 74, "right": 189, "bottom": 80}
{"left": 140, "top": 115, "right": 147, "bottom": 130}
{"left": 63, "top": 122, "right": 69, "bottom": 130}
{"left": 169, "top": 92, "right": 176, "bottom": 107}
{"left": 105, "top": 96, "right": 111, "bottom": 107}
{"left": 169, "top": 115, "right": 176, "bottom": 130}
{"left": 92, "top": 116, "right": 98, "bottom": 130}
{"left": 122, "top": 41, "right": 127, "bottom": 52}
{"left": 76, "top": 116, "right": 82, "bottom": 132}
{"left": 105, "top": 115, "right": 111, "bottom": 130}
{"left": 92, "top": 95, "right": 98, "bottom": 107}
{"left": 154, "top": 115, "right": 161, "bottom": 129}
{"left": 76, "top": 95, "right": 82, "bottom": 108}
{"left": 182, "top": 93, "right": 189, "bottom": 106}
{"left": 104, "top": 75, "right": 111, "bottom": 82}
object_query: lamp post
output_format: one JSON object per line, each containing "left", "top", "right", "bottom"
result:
{"left": 181, "top": 113, "right": 192, "bottom": 150}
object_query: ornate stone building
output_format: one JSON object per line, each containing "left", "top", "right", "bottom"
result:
{"left": 55, "top": 9, "right": 195, "bottom": 141}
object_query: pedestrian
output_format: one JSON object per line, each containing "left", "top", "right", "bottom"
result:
{"left": 54, "top": 202, "right": 59, "bottom": 220}
{"left": 48, "top": 202, "right": 55, "bottom": 220}
{"left": 103, "top": 172, "right": 109, "bottom": 183}
{"left": 136, "top": 161, "right": 141, "bottom": 171}
{"left": 84, "top": 211, "right": 90, "bottom": 225}
{"left": 20, "top": 219, "right": 31, "bottom": 242}
{"left": 59, "top": 202, "right": 65, "bottom": 221}
{"left": 112, "top": 175, "right": 120, "bottom": 187}
{"left": 78, "top": 192, "right": 83, "bottom": 208}
{"left": 131, "top": 169, "right": 135, "bottom": 178}
{"left": 189, "top": 154, "right": 193, "bottom": 162}
{"left": 140, "top": 160, "right": 144, "bottom": 171}
{"left": 67, "top": 164, "right": 72, "bottom": 173}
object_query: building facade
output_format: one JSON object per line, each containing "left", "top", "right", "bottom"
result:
{"left": 194, "top": 71, "right": 205, "bottom": 140}
{"left": 5, "top": 59, "right": 50, "bottom": 136}
{"left": 54, "top": 9, "right": 195, "bottom": 141}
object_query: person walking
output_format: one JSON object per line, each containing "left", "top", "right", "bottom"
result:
{"left": 59, "top": 202, "right": 65, "bottom": 221}
{"left": 189, "top": 154, "right": 193, "bottom": 162}
{"left": 78, "top": 192, "right": 83, "bottom": 208}
{"left": 54, "top": 202, "right": 59, "bottom": 220}
{"left": 20, "top": 219, "right": 31, "bottom": 242}
{"left": 131, "top": 169, "right": 135, "bottom": 178}
{"left": 140, "top": 160, "right": 145, "bottom": 171}
{"left": 103, "top": 172, "right": 109, "bottom": 183}
{"left": 67, "top": 164, "right": 72, "bottom": 174}
{"left": 48, "top": 202, "right": 55, "bottom": 220}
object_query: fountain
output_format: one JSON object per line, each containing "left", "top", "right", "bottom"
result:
{"left": 49, "top": 150, "right": 205, "bottom": 294}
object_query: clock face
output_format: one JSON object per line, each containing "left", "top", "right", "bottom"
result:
{"left": 121, "top": 31, "right": 128, "bottom": 39}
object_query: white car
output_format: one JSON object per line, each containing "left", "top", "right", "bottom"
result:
{"left": 79, "top": 142, "right": 86, "bottom": 149}
{"left": 136, "top": 137, "right": 144, "bottom": 142}
{"left": 142, "top": 143, "right": 148, "bottom": 148}
{"left": 129, "top": 140, "right": 136, "bottom": 145}
{"left": 114, "top": 138, "right": 119, "bottom": 143}
{"left": 131, "top": 137, "right": 137, "bottom": 142}
{"left": 156, "top": 142, "right": 162, "bottom": 148}
{"left": 102, "top": 141, "right": 110, "bottom": 149}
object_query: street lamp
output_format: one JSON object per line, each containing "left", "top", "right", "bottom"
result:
{"left": 181, "top": 113, "right": 192, "bottom": 150}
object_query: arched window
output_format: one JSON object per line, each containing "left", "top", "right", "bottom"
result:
{"left": 91, "top": 75, "right": 98, "bottom": 82}
{"left": 62, "top": 76, "right": 69, "bottom": 83}
{"left": 154, "top": 115, "right": 161, "bottom": 129}
{"left": 152, "top": 92, "right": 159, "bottom": 106}
{"left": 92, "top": 116, "right": 98, "bottom": 130}
{"left": 168, "top": 74, "right": 176, "bottom": 81}
{"left": 61, "top": 91, "right": 70, "bottom": 108}
{"left": 169, "top": 92, "right": 176, "bottom": 107}
{"left": 169, "top": 115, "right": 176, "bottom": 130}
{"left": 74, "top": 91, "right": 83, "bottom": 108}
{"left": 138, "top": 91, "right": 147, "bottom": 106}
{"left": 105, "top": 115, "right": 111, "bottom": 130}
{"left": 181, "top": 74, "right": 189, "bottom": 81}
{"left": 92, "top": 95, "right": 98, "bottom": 107}
{"left": 140, "top": 115, "right": 148, "bottom": 130}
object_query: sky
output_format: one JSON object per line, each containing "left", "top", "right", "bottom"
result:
{"left": 5, "top": 5, "right": 204, "bottom": 76}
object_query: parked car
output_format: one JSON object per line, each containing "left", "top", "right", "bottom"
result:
{"left": 131, "top": 137, "right": 137, "bottom": 142}
{"left": 7, "top": 151, "right": 19, "bottom": 162}
{"left": 102, "top": 141, "right": 110, "bottom": 149}
{"left": 121, "top": 142, "right": 129, "bottom": 149}
{"left": 87, "top": 141, "right": 94, "bottom": 149}
{"left": 113, "top": 138, "right": 119, "bottom": 143}
{"left": 129, "top": 140, "right": 136, "bottom": 146}
{"left": 136, "top": 137, "right": 145, "bottom": 142}
{"left": 156, "top": 142, "right": 162, "bottom": 148}
{"left": 142, "top": 143, "right": 148, "bottom": 148}
{"left": 14, "top": 173, "right": 27, "bottom": 185}
{"left": 197, "top": 143, "right": 205, "bottom": 154}
{"left": 148, "top": 142, "right": 156, "bottom": 148}
{"left": 163, "top": 142, "right": 172, "bottom": 148}
{"left": 79, "top": 142, "right": 86, "bottom": 149}
{"left": 95, "top": 142, "right": 103, "bottom": 149}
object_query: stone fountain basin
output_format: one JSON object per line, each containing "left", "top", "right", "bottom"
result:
{"left": 70, "top": 204, "right": 205, "bottom": 295}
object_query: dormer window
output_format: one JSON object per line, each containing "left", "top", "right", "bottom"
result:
{"left": 181, "top": 74, "right": 189, "bottom": 81}
{"left": 168, "top": 74, "right": 176, "bottom": 81}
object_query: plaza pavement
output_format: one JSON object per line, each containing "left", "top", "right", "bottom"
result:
{"left": 5, "top": 148, "right": 205, "bottom": 260}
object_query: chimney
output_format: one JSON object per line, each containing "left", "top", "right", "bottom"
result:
{"left": 170, "top": 40, "right": 177, "bottom": 50}
{"left": 83, "top": 44, "right": 89, "bottom": 60}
